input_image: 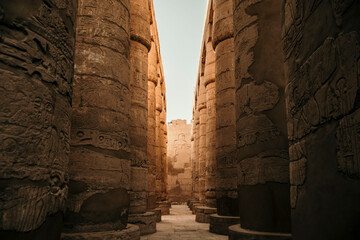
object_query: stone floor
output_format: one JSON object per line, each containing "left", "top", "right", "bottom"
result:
{"left": 141, "top": 205, "right": 227, "bottom": 240}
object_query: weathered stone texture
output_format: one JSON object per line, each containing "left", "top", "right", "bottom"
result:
{"left": 283, "top": 0, "right": 360, "bottom": 239}
{"left": 234, "top": 0, "right": 290, "bottom": 234}
{"left": 65, "top": 0, "right": 132, "bottom": 235}
{"left": 0, "top": 0, "right": 76, "bottom": 238}
{"left": 167, "top": 120, "right": 192, "bottom": 203}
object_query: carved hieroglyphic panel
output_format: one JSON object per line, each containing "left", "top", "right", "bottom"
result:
{"left": 71, "top": 129, "right": 129, "bottom": 151}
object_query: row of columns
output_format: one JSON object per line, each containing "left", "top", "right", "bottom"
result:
{"left": 190, "top": 0, "right": 360, "bottom": 240}
{"left": 0, "top": 0, "right": 168, "bottom": 239}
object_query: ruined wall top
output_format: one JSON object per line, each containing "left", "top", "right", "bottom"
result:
{"left": 170, "top": 119, "right": 188, "bottom": 126}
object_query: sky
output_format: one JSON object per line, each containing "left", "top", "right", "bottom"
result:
{"left": 153, "top": 0, "right": 208, "bottom": 123}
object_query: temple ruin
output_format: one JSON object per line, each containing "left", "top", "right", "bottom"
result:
{"left": 0, "top": 0, "right": 359, "bottom": 239}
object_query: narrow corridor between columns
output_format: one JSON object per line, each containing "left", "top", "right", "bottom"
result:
{"left": 141, "top": 205, "right": 227, "bottom": 240}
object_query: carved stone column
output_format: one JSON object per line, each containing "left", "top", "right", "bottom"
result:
{"left": 204, "top": 41, "right": 217, "bottom": 208}
{"left": 147, "top": 39, "right": 158, "bottom": 212}
{"left": 159, "top": 95, "right": 166, "bottom": 200}
{"left": 156, "top": 81, "right": 171, "bottom": 215}
{"left": 198, "top": 77, "right": 207, "bottom": 205}
{"left": 128, "top": 0, "right": 150, "bottom": 214}
{"left": 189, "top": 111, "right": 200, "bottom": 210}
{"left": 229, "top": 0, "right": 291, "bottom": 239}
{"left": 193, "top": 105, "right": 200, "bottom": 205}
{"left": 190, "top": 118, "right": 196, "bottom": 201}
{"left": 126, "top": 0, "right": 156, "bottom": 236}
{"left": 213, "top": 0, "right": 237, "bottom": 217}
{"left": 63, "top": 0, "right": 140, "bottom": 239}
{"left": 210, "top": 0, "right": 240, "bottom": 235}
{"left": 155, "top": 75, "right": 163, "bottom": 204}
{"left": 0, "top": 1, "right": 76, "bottom": 239}
{"left": 282, "top": 1, "right": 360, "bottom": 239}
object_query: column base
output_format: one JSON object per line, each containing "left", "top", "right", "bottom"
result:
{"left": 228, "top": 225, "right": 292, "bottom": 240}
{"left": 209, "top": 214, "right": 240, "bottom": 235}
{"left": 191, "top": 203, "right": 202, "bottom": 214}
{"left": 156, "top": 201, "right": 171, "bottom": 215}
{"left": 128, "top": 212, "right": 156, "bottom": 236}
{"left": 153, "top": 208, "right": 162, "bottom": 222}
{"left": 188, "top": 200, "right": 200, "bottom": 210}
{"left": 61, "top": 224, "right": 140, "bottom": 240}
{"left": 195, "top": 206, "right": 217, "bottom": 223}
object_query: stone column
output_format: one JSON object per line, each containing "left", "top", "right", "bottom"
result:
{"left": 155, "top": 76, "right": 163, "bottom": 204}
{"left": 147, "top": 39, "right": 158, "bottom": 212}
{"left": 204, "top": 41, "right": 217, "bottom": 208}
{"left": 195, "top": 46, "right": 218, "bottom": 223}
{"left": 282, "top": 1, "right": 360, "bottom": 239}
{"left": 213, "top": 0, "right": 237, "bottom": 217}
{"left": 189, "top": 119, "right": 194, "bottom": 199}
{"left": 198, "top": 77, "right": 207, "bottom": 205}
{"left": 209, "top": 0, "right": 240, "bottom": 235}
{"left": 193, "top": 105, "right": 201, "bottom": 205}
{"left": 228, "top": 0, "right": 291, "bottom": 239}
{"left": 159, "top": 96, "right": 166, "bottom": 200}
{"left": 189, "top": 114, "right": 200, "bottom": 210}
{"left": 127, "top": 0, "right": 156, "bottom": 236}
{"left": 0, "top": 1, "right": 76, "bottom": 239}
{"left": 63, "top": 0, "right": 140, "bottom": 239}
{"left": 190, "top": 94, "right": 204, "bottom": 216}
{"left": 157, "top": 81, "right": 171, "bottom": 215}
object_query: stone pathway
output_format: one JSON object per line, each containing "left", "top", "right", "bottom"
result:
{"left": 141, "top": 205, "right": 227, "bottom": 240}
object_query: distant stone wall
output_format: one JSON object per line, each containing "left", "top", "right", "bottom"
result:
{"left": 167, "top": 120, "right": 192, "bottom": 203}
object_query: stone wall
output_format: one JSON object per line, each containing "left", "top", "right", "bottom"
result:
{"left": 167, "top": 120, "right": 192, "bottom": 203}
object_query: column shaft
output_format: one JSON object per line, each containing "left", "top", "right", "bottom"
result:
{"left": 66, "top": 0, "right": 131, "bottom": 234}
{"left": 0, "top": 1, "right": 76, "bottom": 238}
